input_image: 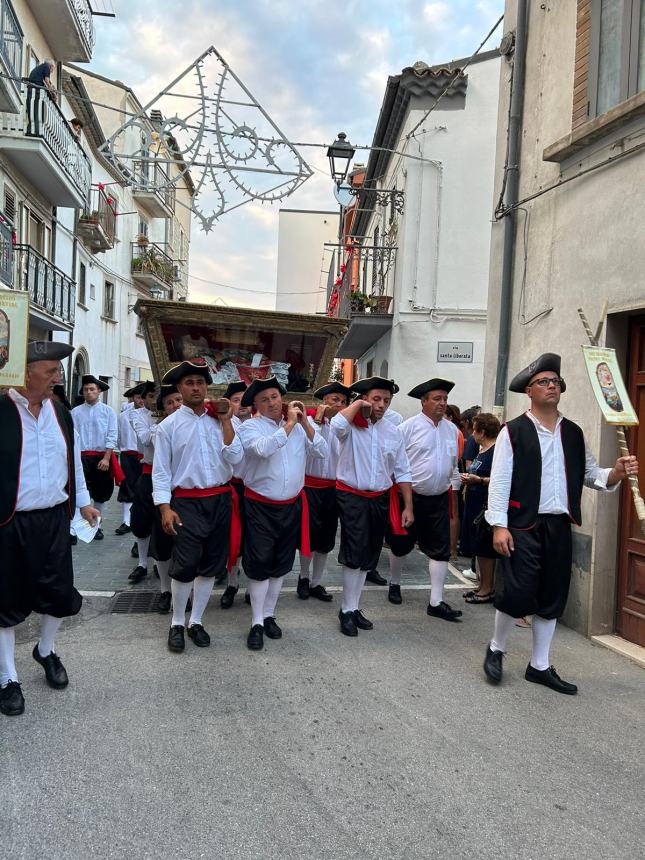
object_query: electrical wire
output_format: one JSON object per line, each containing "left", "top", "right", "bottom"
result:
{"left": 188, "top": 271, "right": 324, "bottom": 295}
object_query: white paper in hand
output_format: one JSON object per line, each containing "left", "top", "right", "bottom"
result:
{"left": 72, "top": 513, "right": 101, "bottom": 543}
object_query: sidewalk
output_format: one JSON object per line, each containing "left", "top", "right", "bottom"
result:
{"left": 3, "top": 585, "right": 643, "bottom": 859}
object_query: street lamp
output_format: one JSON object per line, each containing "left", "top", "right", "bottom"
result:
{"left": 327, "top": 132, "right": 355, "bottom": 188}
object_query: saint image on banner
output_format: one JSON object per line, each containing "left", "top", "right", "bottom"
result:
{"left": 581, "top": 345, "right": 638, "bottom": 426}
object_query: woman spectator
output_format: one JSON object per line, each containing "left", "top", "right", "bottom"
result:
{"left": 460, "top": 412, "right": 500, "bottom": 603}
{"left": 444, "top": 404, "right": 465, "bottom": 560}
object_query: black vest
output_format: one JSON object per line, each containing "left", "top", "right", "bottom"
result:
{"left": 506, "top": 414, "right": 586, "bottom": 529}
{"left": 0, "top": 393, "right": 76, "bottom": 526}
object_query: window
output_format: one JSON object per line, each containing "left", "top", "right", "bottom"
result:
{"left": 4, "top": 187, "right": 16, "bottom": 225}
{"left": 366, "top": 359, "right": 374, "bottom": 377}
{"left": 90, "top": 282, "right": 96, "bottom": 301}
{"left": 124, "top": 366, "right": 132, "bottom": 388}
{"left": 78, "top": 262, "right": 87, "bottom": 306}
{"left": 138, "top": 217, "right": 149, "bottom": 239}
{"left": 103, "top": 280, "right": 115, "bottom": 319}
{"left": 590, "top": 0, "right": 645, "bottom": 116}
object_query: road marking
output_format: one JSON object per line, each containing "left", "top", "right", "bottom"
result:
{"left": 79, "top": 590, "right": 116, "bottom": 598}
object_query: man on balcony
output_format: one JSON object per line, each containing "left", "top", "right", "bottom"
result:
{"left": 72, "top": 375, "right": 118, "bottom": 540}
{"left": 28, "top": 60, "right": 57, "bottom": 102}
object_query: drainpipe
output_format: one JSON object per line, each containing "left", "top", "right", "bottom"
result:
{"left": 493, "top": 0, "right": 529, "bottom": 412}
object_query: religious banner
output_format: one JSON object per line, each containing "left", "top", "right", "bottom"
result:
{"left": 0, "top": 289, "right": 28, "bottom": 388}
{"left": 581, "top": 345, "right": 638, "bottom": 426}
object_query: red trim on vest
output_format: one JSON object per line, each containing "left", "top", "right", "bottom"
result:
{"left": 230, "top": 476, "right": 244, "bottom": 486}
{"left": 508, "top": 500, "right": 521, "bottom": 509}
{"left": 173, "top": 485, "right": 241, "bottom": 570}
{"left": 335, "top": 481, "right": 407, "bottom": 536}
{"left": 304, "top": 475, "right": 335, "bottom": 490}
{"left": 244, "top": 486, "right": 311, "bottom": 557}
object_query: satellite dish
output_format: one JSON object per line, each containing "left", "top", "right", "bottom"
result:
{"left": 333, "top": 183, "right": 354, "bottom": 208}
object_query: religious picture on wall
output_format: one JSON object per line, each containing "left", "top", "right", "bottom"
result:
{"left": 581, "top": 345, "right": 638, "bottom": 426}
{"left": 0, "top": 290, "right": 28, "bottom": 388}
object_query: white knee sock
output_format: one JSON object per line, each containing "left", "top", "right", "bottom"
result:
{"left": 263, "top": 575, "right": 285, "bottom": 620}
{"left": 94, "top": 501, "right": 104, "bottom": 517}
{"left": 228, "top": 561, "right": 240, "bottom": 588}
{"left": 491, "top": 610, "right": 516, "bottom": 654}
{"left": 530, "top": 616, "right": 557, "bottom": 671}
{"left": 136, "top": 536, "right": 150, "bottom": 570}
{"left": 0, "top": 627, "right": 18, "bottom": 686}
{"left": 121, "top": 502, "right": 132, "bottom": 526}
{"left": 299, "top": 552, "right": 311, "bottom": 579}
{"left": 247, "top": 579, "right": 269, "bottom": 627}
{"left": 389, "top": 554, "right": 404, "bottom": 586}
{"left": 429, "top": 559, "right": 448, "bottom": 607}
{"left": 38, "top": 614, "right": 63, "bottom": 657}
{"left": 341, "top": 566, "right": 366, "bottom": 613}
{"left": 155, "top": 559, "right": 172, "bottom": 593}
{"left": 311, "top": 552, "right": 328, "bottom": 588}
{"left": 189, "top": 576, "right": 214, "bottom": 627}
{"left": 171, "top": 580, "right": 192, "bottom": 627}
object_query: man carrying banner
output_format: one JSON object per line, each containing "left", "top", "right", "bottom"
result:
{"left": 483, "top": 353, "right": 638, "bottom": 695}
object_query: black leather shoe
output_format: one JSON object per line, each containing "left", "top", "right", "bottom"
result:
{"left": 0, "top": 681, "right": 24, "bottom": 716}
{"left": 94, "top": 528, "right": 104, "bottom": 541}
{"left": 244, "top": 591, "right": 251, "bottom": 606}
{"left": 247, "top": 624, "right": 264, "bottom": 650}
{"left": 264, "top": 617, "right": 282, "bottom": 639}
{"left": 70, "top": 534, "right": 78, "bottom": 546}
{"left": 32, "top": 645, "right": 69, "bottom": 689}
{"left": 128, "top": 565, "right": 147, "bottom": 583}
{"left": 187, "top": 624, "right": 211, "bottom": 647}
{"left": 524, "top": 663, "right": 578, "bottom": 695}
{"left": 427, "top": 601, "right": 463, "bottom": 622}
{"left": 309, "top": 584, "right": 333, "bottom": 602}
{"left": 483, "top": 645, "right": 503, "bottom": 684}
{"left": 115, "top": 522, "right": 131, "bottom": 535}
{"left": 131, "top": 542, "right": 139, "bottom": 558}
{"left": 365, "top": 569, "right": 387, "bottom": 585}
{"left": 388, "top": 584, "right": 402, "bottom": 604}
{"left": 297, "top": 577, "right": 310, "bottom": 599}
{"left": 353, "top": 609, "right": 373, "bottom": 630}
{"left": 168, "top": 625, "right": 185, "bottom": 652}
{"left": 339, "top": 610, "right": 358, "bottom": 637}
{"left": 157, "top": 591, "right": 171, "bottom": 614}
{"left": 220, "top": 585, "right": 238, "bottom": 609}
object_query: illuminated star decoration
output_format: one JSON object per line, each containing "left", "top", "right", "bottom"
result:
{"left": 100, "top": 47, "right": 313, "bottom": 233}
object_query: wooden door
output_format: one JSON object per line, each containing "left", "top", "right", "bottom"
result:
{"left": 616, "top": 316, "right": 645, "bottom": 646}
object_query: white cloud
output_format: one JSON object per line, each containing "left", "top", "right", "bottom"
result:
{"left": 422, "top": 2, "right": 452, "bottom": 30}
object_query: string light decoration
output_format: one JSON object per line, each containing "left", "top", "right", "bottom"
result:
{"left": 99, "top": 46, "right": 313, "bottom": 233}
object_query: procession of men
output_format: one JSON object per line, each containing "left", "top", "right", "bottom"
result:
{"left": 0, "top": 345, "right": 639, "bottom": 718}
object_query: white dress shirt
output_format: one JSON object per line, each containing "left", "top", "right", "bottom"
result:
{"left": 486, "top": 411, "right": 617, "bottom": 528}
{"left": 383, "top": 408, "right": 404, "bottom": 426}
{"left": 9, "top": 389, "right": 91, "bottom": 511}
{"left": 331, "top": 413, "right": 412, "bottom": 492}
{"left": 237, "top": 415, "right": 327, "bottom": 500}
{"left": 231, "top": 414, "right": 247, "bottom": 481}
{"left": 400, "top": 413, "right": 461, "bottom": 496}
{"left": 131, "top": 407, "right": 156, "bottom": 465}
{"left": 152, "top": 405, "right": 244, "bottom": 505}
{"left": 118, "top": 407, "right": 139, "bottom": 452}
{"left": 306, "top": 417, "right": 340, "bottom": 481}
{"left": 72, "top": 401, "right": 118, "bottom": 452}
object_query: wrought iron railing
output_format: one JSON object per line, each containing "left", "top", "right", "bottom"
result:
{"left": 133, "top": 160, "right": 176, "bottom": 212}
{"left": 0, "top": 217, "right": 13, "bottom": 286}
{"left": 328, "top": 242, "right": 397, "bottom": 319}
{"left": 131, "top": 241, "right": 175, "bottom": 287}
{"left": 78, "top": 186, "right": 116, "bottom": 245}
{"left": 14, "top": 244, "right": 75, "bottom": 324}
{"left": 0, "top": 0, "right": 22, "bottom": 87}
{"left": 70, "top": 0, "right": 95, "bottom": 54}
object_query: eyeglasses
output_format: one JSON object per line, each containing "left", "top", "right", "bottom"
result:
{"left": 530, "top": 377, "right": 564, "bottom": 388}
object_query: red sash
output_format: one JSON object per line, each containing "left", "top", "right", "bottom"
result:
{"left": 335, "top": 480, "right": 407, "bottom": 536}
{"left": 304, "top": 475, "right": 335, "bottom": 490}
{"left": 141, "top": 463, "right": 153, "bottom": 476}
{"left": 82, "top": 450, "right": 125, "bottom": 486}
{"left": 230, "top": 477, "right": 244, "bottom": 486}
{"left": 121, "top": 450, "right": 143, "bottom": 458}
{"left": 173, "top": 485, "right": 241, "bottom": 570}
{"left": 244, "top": 487, "right": 311, "bottom": 557}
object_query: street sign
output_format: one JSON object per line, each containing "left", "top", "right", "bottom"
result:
{"left": 437, "top": 341, "right": 473, "bottom": 363}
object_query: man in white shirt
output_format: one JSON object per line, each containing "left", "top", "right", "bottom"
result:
{"left": 220, "top": 381, "right": 249, "bottom": 610}
{"left": 129, "top": 382, "right": 159, "bottom": 584}
{"left": 237, "top": 377, "right": 328, "bottom": 651}
{"left": 297, "top": 382, "right": 352, "bottom": 602}
{"left": 153, "top": 359, "right": 243, "bottom": 653}
{"left": 331, "top": 376, "right": 413, "bottom": 637}
{"left": 387, "top": 379, "right": 463, "bottom": 621}
{"left": 71, "top": 374, "right": 118, "bottom": 540}
{"left": 0, "top": 342, "right": 99, "bottom": 717}
{"left": 483, "top": 353, "right": 638, "bottom": 694}
{"left": 114, "top": 383, "right": 145, "bottom": 536}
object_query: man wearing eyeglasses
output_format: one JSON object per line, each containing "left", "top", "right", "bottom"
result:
{"left": 483, "top": 353, "right": 638, "bottom": 695}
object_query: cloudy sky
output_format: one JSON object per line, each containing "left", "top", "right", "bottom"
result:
{"left": 91, "top": 0, "right": 504, "bottom": 308}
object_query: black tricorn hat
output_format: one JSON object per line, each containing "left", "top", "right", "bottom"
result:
{"left": 124, "top": 383, "right": 145, "bottom": 398}
{"left": 408, "top": 378, "right": 455, "bottom": 399}
{"left": 139, "top": 380, "right": 157, "bottom": 396}
{"left": 80, "top": 374, "right": 109, "bottom": 393}
{"left": 52, "top": 384, "right": 72, "bottom": 410}
{"left": 161, "top": 358, "right": 212, "bottom": 386}
{"left": 313, "top": 382, "right": 353, "bottom": 401}
{"left": 223, "top": 381, "right": 247, "bottom": 399}
{"left": 27, "top": 340, "right": 73, "bottom": 363}
{"left": 351, "top": 376, "right": 399, "bottom": 396}
{"left": 509, "top": 353, "right": 566, "bottom": 393}
{"left": 156, "top": 384, "right": 179, "bottom": 412}
{"left": 241, "top": 376, "right": 287, "bottom": 408}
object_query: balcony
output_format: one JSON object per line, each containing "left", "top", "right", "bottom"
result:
{"left": 0, "top": 217, "right": 13, "bottom": 286}
{"left": 0, "top": 85, "right": 91, "bottom": 207}
{"left": 0, "top": 0, "right": 23, "bottom": 114}
{"left": 14, "top": 244, "right": 75, "bottom": 328}
{"left": 76, "top": 187, "right": 116, "bottom": 253}
{"left": 132, "top": 161, "right": 176, "bottom": 219}
{"left": 25, "top": 0, "right": 95, "bottom": 62}
{"left": 330, "top": 243, "right": 397, "bottom": 360}
{"left": 131, "top": 242, "right": 174, "bottom": 295}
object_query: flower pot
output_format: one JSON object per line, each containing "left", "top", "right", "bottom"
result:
{"left": 372, "top": 295, "right": 392, "bottom": 313}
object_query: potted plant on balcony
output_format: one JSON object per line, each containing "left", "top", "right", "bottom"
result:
{"left": 349, "top": 292, "right": 376, "bottom": 314}
{"left": 79, "top": 210, "right": 99, "bottom": 225}
{"left": 370, "top": 294, "right": 392, "bottom": 313}
{"left": 136, "top": 234, "right": 149, "bottom": 247}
